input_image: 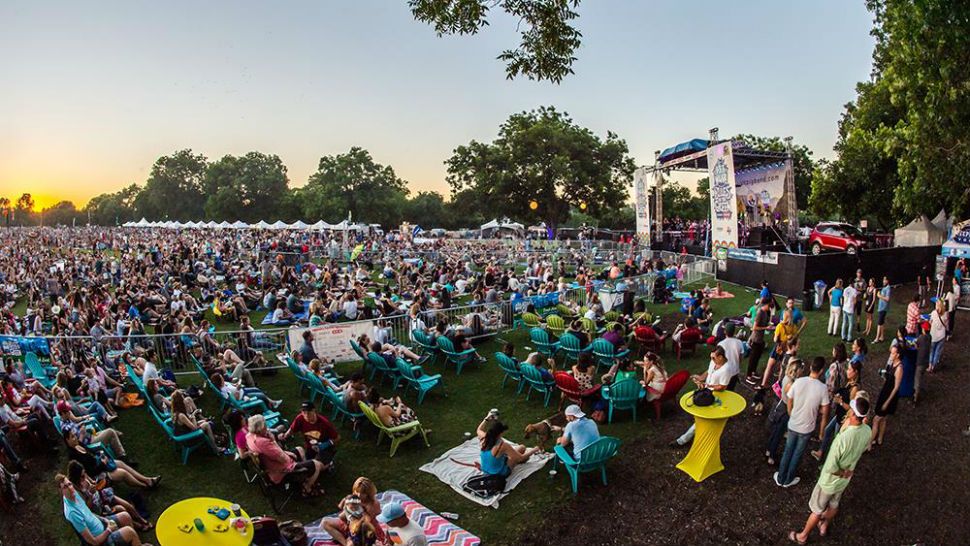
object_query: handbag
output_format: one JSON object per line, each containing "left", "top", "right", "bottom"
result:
{"left": 252, "top": 516, "right": 282, "bottom": 546}
{"left": 462, "top": 473, "right": 507, "bottom": 499}
{"left": 686, "top": 388, "right": 715, "bottom": 407}
{"left": 279, "top": 520, "right": 308, "bottom": 546}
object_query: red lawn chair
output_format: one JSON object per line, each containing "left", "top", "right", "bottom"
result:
{"left": 651, "top": 370, "right": 690, "bottom": 419}
{"left": 673, "top": 332, "right": 700, "bottom": 360}
{"left": 554, "top": 371, "right": 601, "bottom": 411}
{"left": 632, "top": 328, "right": 666, "bottom": 356}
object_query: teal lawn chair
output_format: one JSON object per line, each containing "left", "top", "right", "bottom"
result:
{"left": 24, "top": 352, "right": 56, "bottom": 389}
{"left": 601, "top": 378, "right": 644, "bottom": 422}
{"left": 411, "top": 330, "right": 439, "bottom": 364}
{"left": 53, "top": 414, "right": 114, "bottom": 458}
{"left": 282, "top": 355, "right": 312, "bottom": 396}
{"left": 529, "top": 327, "right": 560, "bottom": 359}
{"left": 554, "top": 436, "right": 622, "bottom": 494}
{"left": 358, "top": 401, "right": 430, "bottom": 458}
{"left": 304, "top": 372, "right": 334, "bottom": 405}
{"left": 366, "top": 352, "right": 400, "bottom": 387}
{"left": 494, "top": 352, "right": 525, "bottom": 393}
{"left": 591, "top": 338, "right": 630, "bottom": 370}
{"left": 322, "top": 387, "right": 363, "bottom": 438}
{"left": 393, "top": 357, "right": 442, "bottom": 405}
{"left": 558, "top": 333, "right": 590, "bottom": 365}
{"left": 148, "top": 405, "right": 210, "bottom": 464}
{"left": 519, "top": 363, "right": 556, "bottom": 407}
{"left": 603, "top": 311, "right": 620, "bottom": 323}
{"left": 435, "top": 336, "right": 478, "bottom": 375}
{"left": 349, "top": 339, "right": 368, "bottom": 361}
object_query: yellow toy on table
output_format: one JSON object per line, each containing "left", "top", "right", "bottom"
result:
{"left": 675, "top": 390, "right": 745, "bottom": 482}
{"left": 155, "top": 497, "right": 254, "bottom": 546}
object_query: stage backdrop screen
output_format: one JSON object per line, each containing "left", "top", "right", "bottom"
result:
{"left": 735, "top": 160, "right": 791, "bottom": 226}
{"left": 633, "top": 167, "right": 651, "bottom": 242}
{"left": 707, "top": 142, "right": 739, "bottom": 267}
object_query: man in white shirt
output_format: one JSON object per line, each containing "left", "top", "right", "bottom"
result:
{"left": 775, "top": 356, "right": 830, "bottom": 488}
{"left": 716, "top": 322, "right": 744, "bottom": 388}
{"left": 840, "top": 284, "right": 858, "bottom": 342}
{"left": 342, "top": 298, "right": 359, "bottom": 321}
{"left": 671, "top": 347, "right": 732, "bottom": 447}
{"left": 378, "top": 502, "right": 427, "bottom": 546}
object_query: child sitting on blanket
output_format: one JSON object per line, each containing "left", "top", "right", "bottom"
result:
{"left": 323, "top": 477, "right": 386, "bottom": 546}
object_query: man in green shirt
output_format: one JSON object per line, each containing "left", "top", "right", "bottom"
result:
{"left": 788, "top": 397, "right": 871, "bottom": 544}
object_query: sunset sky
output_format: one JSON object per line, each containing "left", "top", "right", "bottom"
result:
{"left": 1, "top": 1, "right": 874, "bottom": 210}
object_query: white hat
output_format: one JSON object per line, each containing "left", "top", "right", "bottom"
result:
{"left": 564, "top": 404, "right": 585, "bottom": 419}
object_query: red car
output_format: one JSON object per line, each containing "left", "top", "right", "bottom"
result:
{"left": 808, "top": 222, "right": 870, "bottom": 255}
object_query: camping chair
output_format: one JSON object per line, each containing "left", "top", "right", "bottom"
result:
{"left": 651, "top": 370, "right": 690, "bottom": 419}
{"left": 545, "top": 314, "right": 566, "bottom": 336}
{"left": 519, "top": 363, "right": 556, "bottom": 407}
{"left": 553, "top": 371, "right": 601, "bottom": 411}
{"left": 358, "top": 401, "right": 430, "bottom": 457}
{"left": 241, "top": 451, "right": 306, "bottom": 513}
{"left": 601, "top": 378, "right": 644, "bottom": 423}
{"left": 394, "top": 357, "right": 442, "bottom": 405}
{"left": 529, "top": 327, "right": 560, "bottom": 359}
{"left": 590, "top": 338, "right": 630, "bottom": 370}
{"left": 558, "top": 333, "right": 590, "bottom": 366}
{"left": 435, "top": 336, "right": 478, "bottom": 376}
{"left": 148, "top": 405, "right": 209, "bottom": 465}
{"left": 494, "top": 352, "right": 525, "bottom": 394}
{"left": 554, "top": 436, "right": 622, "bottom": 494}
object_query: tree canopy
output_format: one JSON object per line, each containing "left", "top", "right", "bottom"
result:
{"left": 445, "top": 106, "right": 635, "bottom": 230}
{"left": 204, "top": 152, "right": 289, "bottom": 223}
{"left": 134, "top": 149, "right": 207, "bottom": 221}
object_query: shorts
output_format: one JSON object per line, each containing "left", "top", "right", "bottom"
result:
{"left": 808, "top": 483, "right": 843, "bottom": 515}
{"left": 106, "top": 530, "right": 130, "bottom": 546}
{"left": 283, "top": 460, "right": 316, "bottom": 483}
{"left": 877, "top": 310, "right": 887, "bottom": 326}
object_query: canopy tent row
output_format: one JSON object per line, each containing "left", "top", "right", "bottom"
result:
{"left": 894, "top": 215, "right": 947, "bottom": 247}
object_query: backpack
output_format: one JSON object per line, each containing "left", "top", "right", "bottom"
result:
{"left": 462, "top": 473, "right": 507, "bottom": 498}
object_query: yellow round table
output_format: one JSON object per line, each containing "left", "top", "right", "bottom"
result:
{"left": 675, "top": 390, "right": 745, "bottom": 482}
{"left": 155, "top": 497, "right": 254, "bottom": 546}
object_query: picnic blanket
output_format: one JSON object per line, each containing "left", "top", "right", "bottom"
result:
{"left": 306, "top": 490, "right": 480, "bottom": 546}
{"left": 419, "top": 438, "right": 553, "bottom": 509}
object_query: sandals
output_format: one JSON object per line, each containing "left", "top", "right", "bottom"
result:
{"left": 787, "top": 531, "right": 807, "bottom": 544}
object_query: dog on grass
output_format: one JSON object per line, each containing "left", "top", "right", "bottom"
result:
{"left": 523, "top": 412, "right": 567, "bottom": 450}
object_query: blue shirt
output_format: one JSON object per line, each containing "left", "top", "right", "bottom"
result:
{"left": 64, "top": 490, "right": 106, "bottom": 537}
{"left": 878, "top": 286, "right": 891, "bottom": 312}
{"left": 760, "top": 287, "right": 771, "bottom": 300}
{"left": 563, "top": 417, "right": 601, "bottom": 458}
{"left": 791, "top": 307, "right": 804, "bottom": 325}
{"left": 830, "top": 288, "right": 843, "bottom": 308}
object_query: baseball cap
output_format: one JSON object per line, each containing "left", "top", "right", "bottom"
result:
{"left": 564, "top": 404, "right": 585, "bottom": 419}
{"left": 301, "top": 401, "right": 315, "bottom": 411}
{"left": 377, "top": 502, "right": 406, "bottom": 523}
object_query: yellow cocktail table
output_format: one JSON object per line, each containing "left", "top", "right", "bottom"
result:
{"left": 155, "top": 497, "right": 254, "bottom": 546}
{"left": 675, "top": 390, "right": 745, "bottom": 482}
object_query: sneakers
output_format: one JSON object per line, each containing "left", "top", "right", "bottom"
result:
{"left": 784, "top": 477, "right": 800, "bottom": 488}
{"left": 773, "top": 472, "right": 782, "bottom": 486}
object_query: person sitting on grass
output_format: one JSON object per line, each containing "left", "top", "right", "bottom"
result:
{"left": 476, "top": 416, "right": 542, "bottom": 478}
{"left": 322, "top": 477, "right": 386, "bottom": 546}
{"left": 58, "top": 473, "right": 154, "bottom": 546}
{"left": 246, "top": 414, "right": 325, "bottom": 497}
{"left": 378, "top": 501, "right": 428, "bottom": 546}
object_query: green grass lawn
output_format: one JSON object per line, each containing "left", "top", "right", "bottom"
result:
{"left": 21, "top": 279, "right": 908, "bottom": 545}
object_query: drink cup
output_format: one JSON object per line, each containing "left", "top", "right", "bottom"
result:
{"left": 230, "top": 504, "right": 241, "bottom": 517}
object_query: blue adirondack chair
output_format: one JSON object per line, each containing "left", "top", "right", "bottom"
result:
{"left": 24, "top": 352, "right": 56, "bottom": 389}
{"left": 529, "top": 327, "right": 560, "bottom": 359}
{"left": 601, "top": 378, "right": 645, "bottom": 422}
{"left": 559, "top": 333, "right": 591, "bottom": 365}
{"left": 148, "top": 405, "right": 210, "bottom": 464}
{"left": 322, "top": 387, "right": 363, "bottom": 439}
{"left": 493, "top": 352, "right": 525, "bottom": 393}
{"left": 519, "top": 363, "right": 556, "bottom": 407}
{"left": 281, "top": 355, "right": 312, "bottom": 396}
{"left": 590, "top": 338, "right": 630, "bottom": 370}
{"left": 393, "top": 357, "right": 442, "bottom": 405}
{"left": 191, "top": 356, "right": 282, "bottom": 427}
{"left": 410, "top": 330, "right": 439, "bottom": 364}
{"left": 366, "top": 352, "right": 401, "bottom": 387}
{"left": 435, "top": 336, "right": 478, "bottom": 375}
{"left": 554, "top": 436, "right": 622, "bottom": 493}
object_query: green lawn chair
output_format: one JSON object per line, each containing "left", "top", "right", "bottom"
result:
{"left": 24, "top": 352, "right": 56, "bottom": 389}
{"left": 555, "top": 304, "right": 576, "bottom": 318}
{"left": 394, "top": 357, "right": 442, "bottom": 405}
{"left": 590, "top": 338, "right": 630, "bottom": 370}
{"left": 410, "top": 330, "right": 439, "bottom": 365}
{"left": 494, "top": 352, "right": 525, "bottom": 394}
{"left": 519, "top": 363, "right": 556, "bottom": 407}
{"left": 546, "top": 314, "right": 566, "bottom": 337}
{"left": 603, "top": 311, "right": 620, "bottom": 322}
{"left": 558, "top": 333, "right": 590, "bottom": 365}
{"left": 604, "top": 321, "right": 626, "bottom": 336}
{"left": 601, "top": 378, "right": 644, "bottom": 422}
{"left": 358, "top": 401, "right": 430, "bottom": 457}
{"left": 554, "top": 436, "right": 622, "bottom": 494}
{"left": 529, "top": 327, "right": 560, "bottom": 359}
{"left": 520, "top": 312, "right": 543, "bottom": 329}
{"left": 580, "top": 317, "right": 603, "bottom": 336}
{"left": 435, "top": 336, "right": 478, "bottom": 375}
{"left": 148, "top": 405, "right": 210, "bottom": 464}
{"left": 366, "top": 352, "right": 400, "bottom": 387}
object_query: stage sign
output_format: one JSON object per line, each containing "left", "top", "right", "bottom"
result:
{"left": 633, "top": 167, "right": 651, "bottom": 242}
{"left": 735, "top": 161, "right": 790, "bottom": 226}
{"left": 288, "top": 321, "right": 375, "bottom": 364}
{"left": 727, "top": 248, "right": 779, "bottom": 265}
{"left": 708, "top": 142, "right": 739, "bottom": 269}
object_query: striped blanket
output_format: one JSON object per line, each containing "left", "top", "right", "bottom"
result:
{"left": 307, "top": 490, "right": 480, "bottom": 546}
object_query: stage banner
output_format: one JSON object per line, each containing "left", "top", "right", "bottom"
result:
{"left": 633, "top": 167, "right": 651, "bottom": 242}
{"left": 735, "top": 161, "right": 790, "bottom": 226}
{"left": 288, "top": 321, "right": 374, "bottom": 364}
{"left": 707, "top": 142, "right": 739, "bottom": 268}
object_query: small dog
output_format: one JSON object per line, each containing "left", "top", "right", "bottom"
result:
{"left": 751, "top": 386, "right": 767, "bottom": 416}
{"left": 523, "top": 412, "right": 566, "bottom": 450}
